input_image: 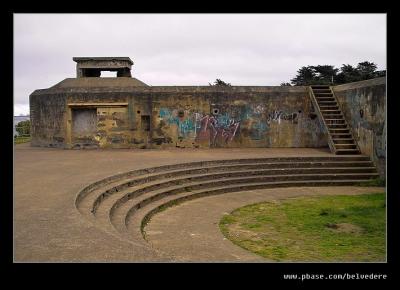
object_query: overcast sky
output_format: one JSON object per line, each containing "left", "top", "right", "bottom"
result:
{"left": 14, "top": 13, "right": 386, "bottom": 116}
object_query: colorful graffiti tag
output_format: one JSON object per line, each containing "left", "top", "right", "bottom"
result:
{"left": 159, "top": 105, "right": 302, "bottom": 146}
{"left": 159, "top": 108, "right": 195, "bottom": 137}
{"left": 267, "top": 110, "right": 299, "bottom": 124}
{"left": 194, "top": 113, "right": 240, "bottom": 146}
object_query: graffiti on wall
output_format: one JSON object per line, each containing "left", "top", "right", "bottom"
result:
{"left": 158, "top": 105, "right": 303, "bottom": 146}
{"left": 194, "top": 113, "right": 240, "bottom": 146}
{"left": 159, "top": 108, "right": 195, "bottom": 137}
{"left": 267, "top": 110, "right": 299, "bottom": 124}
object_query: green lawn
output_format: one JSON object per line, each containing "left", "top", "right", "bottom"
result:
{"left": 14, "top": 137, "right": 31, "bottom": 144}
{"left": 219, "top": 193, "right": 386, "bottom": 262}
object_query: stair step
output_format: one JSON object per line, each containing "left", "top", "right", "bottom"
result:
{"left": 319, "top": 104, "right": 338, "bottom": 107}
{"left": 330, "top": 134, "right": 353, "bottom": 140}
{"left": 109, "top": 167, "right": 379, "bottom": 212}
{"left": 115, "top": 170, "right": 380, "bottom": 214}
{"left": 127, "top": 172, "right": 379, "bottom": 219}
{"left": 333, "top": 139, "right": 355, "bottom": 144}
{"left": 90, "top": 160, "right": 376, "bottom": 214}
{"left": 335, "top": 144, "right": 357, "bottom": 149}
{"left": 83, "top": 157, "right": 373, "bottom": 212}
{"left": 323, "top": 113, "right": 343, "bottom": 117}
{"left": 78, "top": 155, "right": 379, "bottom": 227}
{"left": 326, "top": 121, "right": 346, "bottom": 125}
{"left": 75, "top": 152, "right": 380, "bottom": 242}
{"left": 328, "top": 126, "right": 348, "bottom": 130}
{"left": 336, "top": 149, "right": 360, "bottom": 155}
{"left": 312, "top": 89, "right": 331, "bottom": 92}
{"left": 320, "top": 106, "right": 339, "bottom": 109}
{"left": 325, "top": 119, "right": 345, "bottom": 122}
{"left": 316, "top": 96, "right": 334, "bottom": 99}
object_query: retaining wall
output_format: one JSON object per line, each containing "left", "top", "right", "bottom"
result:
{"left": 333, "top": 77, "right": 386, "bottom": 177}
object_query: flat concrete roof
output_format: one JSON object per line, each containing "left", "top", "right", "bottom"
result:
{"left": 73, "top": 57, "right": 133, "bottom": 65}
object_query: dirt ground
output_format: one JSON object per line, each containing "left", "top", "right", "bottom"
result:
{"left": 15, "top": 143, "right": 377, "bottom": 262}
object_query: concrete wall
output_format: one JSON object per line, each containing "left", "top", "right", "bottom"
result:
{"left": 30, "top": 86, "right": 329, "bottom": 150}
{"left": 333, "top": 77, "right": 386, "bottom": 177}
{"left": 147, "top": 87, "right": 327, "bottom": 149}
{"left": 29, "top": 78, "right": 387, "bottom": 178}
{"left": 30, "top": 92, "right": 67, "bottom": 147}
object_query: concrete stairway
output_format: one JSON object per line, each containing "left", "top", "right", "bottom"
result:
{"left": 309, "top": 85, "right": 360, "bottom": 155}
{"left": 75, "top": 156, "right": 378, "bottom": 246}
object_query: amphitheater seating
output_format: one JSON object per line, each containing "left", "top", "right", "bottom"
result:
{"left": 75, "top": 156, "right": 379, "bottom": 243}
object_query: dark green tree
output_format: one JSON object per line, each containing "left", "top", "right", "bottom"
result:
{"left": 336, "top": 64, "right": 361, "bottom": 84}
{"left": 357, "top": 61, "right": 378, "bottom": 80}
{"left": 15, "top": 120, "right": 30, "bottom": 137}
{"left": 313, "top": 65, "right": 339, "bottom": 84}
{"left": 280, "top": 82, "right": 292, "bottom": 86}
{"left": 290, "top": 66, "right": 317, "bottom": 86}
{"left": 286, "top": 61, "right": 385, "bottom": 86}
{"left": 209, "top": 78, "right": 231, "bottom": 86}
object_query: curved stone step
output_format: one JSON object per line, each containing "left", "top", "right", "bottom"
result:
{"left": 76, "top": 156, "right": 370, "bottom": 212}
{"left": 86, "top": 159, "right": 375, "bottom": 215}
{"left": 100, "top": 166, "right": 375, "bottom": 233}
{"left": 114, "top": 172, "right": 378, "bottom": 232}
{"left": 106, "top": 167, "right": 378, "bottom": 223}
{"left": 125, "top": 179, "right": 379, "bottom": 242}
{"left": 74, "top": 156, "right": 378, "bottom": 247}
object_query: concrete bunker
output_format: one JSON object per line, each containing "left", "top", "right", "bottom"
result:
{"left": 29, "top": 56, "right": 386, "bottom": 175}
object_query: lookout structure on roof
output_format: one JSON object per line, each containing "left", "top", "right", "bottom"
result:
{"left": 73, "top": 57, "right": 133, "bottom": 78}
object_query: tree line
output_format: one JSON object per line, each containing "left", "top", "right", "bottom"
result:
{"left": 281, "top": 61, "right": 385, "bottom": 86}
{"left": 15, "top": 120, "right": 30, "bottom": 137}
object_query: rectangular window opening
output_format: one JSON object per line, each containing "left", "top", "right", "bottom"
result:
{"left": 100, "top": 71, "right": 117, "bottom": 77}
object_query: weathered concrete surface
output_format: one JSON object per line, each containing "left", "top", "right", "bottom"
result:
{"left": 14, "top": 144, "right": 334, "bottom": 262}
{"left": 333, "top": 77, "right": 386, "bottom": 177}
{"left": 146, "top": 186, "right": 385, "bottom": 262}
{"left": 30, "top": 83, "right": 328, "bottom": 149}
{"left": 29, "top": 57, "right": 386, "bottom": 154}
{"left": 73, "top": 57, "right": 134, "bottom": 78}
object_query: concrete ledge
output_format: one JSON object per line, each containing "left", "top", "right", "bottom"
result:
{"left": 333, "top": 77, "right": 386, "bottom": 91}
{"left": 31, "top": 84, "right": 308, "bottom": 95}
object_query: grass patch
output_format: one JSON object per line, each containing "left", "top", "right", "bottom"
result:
{"left": 219, "top": 193, "right": 386, "bottom": 262}
{"left": 14, "top": 136, "right": 31, "bottom": 144}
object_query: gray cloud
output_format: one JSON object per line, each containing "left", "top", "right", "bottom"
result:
{"left": 14, "top": 13, "right": 386, "bottom": 115}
